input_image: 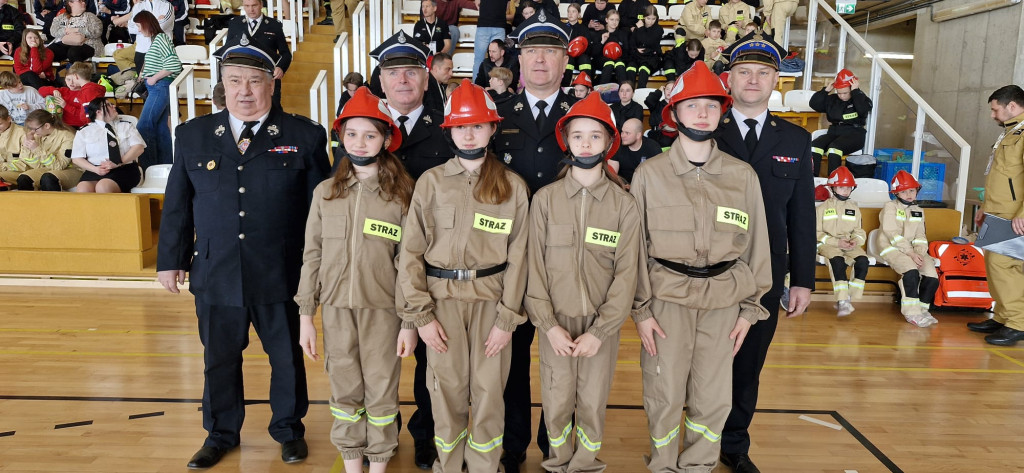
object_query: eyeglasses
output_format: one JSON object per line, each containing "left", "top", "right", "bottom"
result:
{"left": 27, "top": 123, "right": 45, "bottom": 133}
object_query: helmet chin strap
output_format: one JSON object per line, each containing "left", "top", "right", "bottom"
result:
{"left": 831, "top": 188, "right": 850, "bottom": 201}
{"left": 445, "top": 129, "right": 491, "bottom": 160}
{"left": 342, "top": 149, "right": 379, "bottom": 167}
{"left": 896, "top": 196, "right": 916, "bottom": 206}
{"left": 678, "top": 126, "right": 716, "bottom": 142}
{"left": 560, "top": 151, "right": 606, "bottom": 170}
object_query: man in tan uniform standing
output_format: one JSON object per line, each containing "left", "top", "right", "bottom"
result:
{"left": 969, "top": 85, "right": 1024, "bottom": 346}
{"left": 675, "top": 0, "right": 711, "bottom": 43}
{"left": 761, "top": 0, "right": 798, "bottom": 39}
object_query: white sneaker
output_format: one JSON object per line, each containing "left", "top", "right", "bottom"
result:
{"left": 920, "top": 311, "right": 939, "bottom": 325}
{"left": 837, "top": 300, "right": 854, "bottom": 317}
{"left": 905, "top": 312, "right": 936, "bottom": 327}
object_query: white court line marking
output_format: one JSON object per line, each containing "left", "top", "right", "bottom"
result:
{"left": 798, "top": 414, "right": 843, "bottom": 430}
{"left": 845, "top": 470, "right": 859, "bottom": 473}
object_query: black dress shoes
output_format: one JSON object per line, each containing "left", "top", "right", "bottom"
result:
{"left": 186, "top": 446, "right": 231, "bottom": 469}
{"left": 500, "top": 450, "right": 526, "bottom": 473}
{"left": 967, "top": 318, "right": 1005, "bottom": 333}
{"left": 413, "top": 438, "right": 437, "bottom": 470}
{"left": 281, "top": 438, "right": 308, "bottom": 463}
{"left": 720, "top": 452, "right": 761, "bottom": 473}
{"left": 985, "top": 326, "right": 1024, "bottom": 346}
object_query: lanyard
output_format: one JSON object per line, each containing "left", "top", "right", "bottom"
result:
{"left": 993, "top": 119, "right": 1024, "bottom": 150}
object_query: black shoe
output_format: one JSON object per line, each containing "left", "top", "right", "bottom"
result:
{"left": 985, "top": 326, "right": 1024, "bottom": 346}
{"left": 500, "top": 450, "right": 525, "bottom": 473}
{"left": 317, "top": 17, "right": 333, "bottom": 25}
{"left": 333, "top": 35, "right": 340, "bottom": 43}
{"left": 720, "top": 452, "right": 761, "bottom": 473}
{"left": 186, "top": 446, "right": 231, "bottom": 469}
{"left": 967, "top": 318, "right": 1004, "bottom": 333}
{"left": 413, "top": 438, "right": 437, "bottom": 470}
{"left": 281, "top": 438, "right": 308, "bottom": 463}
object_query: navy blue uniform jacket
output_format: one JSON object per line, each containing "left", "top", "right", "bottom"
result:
{"left": 495, "top": 90, "right": 578, "bottom": 194}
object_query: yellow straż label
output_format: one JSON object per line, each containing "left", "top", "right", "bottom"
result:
{"left": 716, "top": 207, "right": 749, "bottom": 230}
{"left": 585, "top": 227, "right": 620, "bottom": 248}
{"left": 842, "top": 112, "right": 859, "bottom": 120}
{"left": 363, "top": 218, "right": 401, "bottom": 242}
{"left": 473, "top": 213, "right": 513, "bottom": 234}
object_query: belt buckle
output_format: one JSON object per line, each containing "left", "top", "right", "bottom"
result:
{"left": 454, "top": 269, "right": 476, "bottom": 280}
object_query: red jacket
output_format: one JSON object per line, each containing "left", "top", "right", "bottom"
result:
{"left": 39, "top": 82, "right": 106, "bottom": 128}
{"left": 13, "top": 47, "right": 57, "bottom": 81}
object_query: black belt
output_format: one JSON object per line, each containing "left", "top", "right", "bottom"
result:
{"left": 425, "top": 263, "right": 507, "bottom": 281}
{"left": 654, "top": 258, "right": 736, "bottom": 278}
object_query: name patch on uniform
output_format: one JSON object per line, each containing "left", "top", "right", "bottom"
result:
{"left": 716, "top": 207, "right": 749, "bottom": 230}
{"left": 363, "top": 219, "right": 402, "bottom": 242}
{"left": 474, "top": 213, "right": 513, "bottom": 234}
{"left": 823, "top": 208, "right": 838, "bottom": 218}
{"left": 585, "top": 227, "right": 620, "bottom": 248}
{"left": 842, "top": 112, "right": 859, "bottom": 120}
{"left": 910, "top": 210, "right": 923, "bottom": 220}
{"left": 2, "top": 24, "right": 14, "bottom": 30}
{"left": 845, "top": 209, "right": 857, "bottom": 216}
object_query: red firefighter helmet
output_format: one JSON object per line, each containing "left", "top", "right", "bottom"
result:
{"left": 661, "top": 62, "right": 733, "bottom": 129}
{"left": 602, "top": 41, "right": 622, "bottom": 61}
{"left": 890, "top": 169, "right": 921, "bottom": 194}
{"left": 555, "top": 92, "right": 621, "bottom": 158}
{"left": 718, "top": 71, "right": 730, "bottom": 90}
{"left": 332, "top": 86, "right": 402, "bottom": 152}
{"left": 571, "top": 71, "right": 593, "bottom": 89}
{"left": 826, "top": 166, "right": 857, "bottom": 188}
{"left": 568, "top": 36, "right": 589, "bottom": 58}
{"left": 441, "top": 79, "right": 502, "bottom": 128}
{"left": 833, "top": 68, "right": 857, "bottom": 89}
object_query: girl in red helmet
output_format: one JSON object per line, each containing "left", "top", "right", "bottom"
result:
{"left": 816, "top": 166, "right": 870, "bottom": 317}
{"left": 397, "top": 79, "right": 530, "bottom": 473}
{"left": 631, "top": 62, "right": 772, "bottom": 473}
{"left": 875, "top": 169, "right": 940, "bottom": 327}
{"left": 294, "top": 86, "right": 418, "bottom": 473}
{"left": 593, "top": 9, "right": 628, "bottom": 85}
{"left": 809, "top": 68, "right": 873, "bottom": 176}
{"left": 524, "top": 92, "right": 642, "bottom": 472}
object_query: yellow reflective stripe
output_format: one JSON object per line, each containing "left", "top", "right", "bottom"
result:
{"left": 435, "top": 429, "right": 467, "bottom": 453}
{"left": 625, "top": 66, "right": 637, "bottom": 73}
{"left": 579, "top": 64, "right": 592, "bottom": 71}
{"left": 639, "top": 65, "right": 651, "bottom": 74}
{"left": 684, "top": 417, "right": 721, "bottom": 443}
{"left": 811, "top": 147, "right": 825, "bottom": 155}
{"left": 849, "top": 280, "right": 865, "bottom": 288}
{"left": 827, "top": 147, "right": 843, "bottom": 156}
{"left": 912, "top": 239, "right": 928, "bottom": 245}
{"left": 366, "top": 412, "right": 397, "bottom": 426}
{"left": 823, "top": 214, "right": 838, "bottom": 220}
{"left": 22, "top": 154, "right": 39, "bottom": 164}
{"left": 565, "top": 64, "right": 574, "bottom": 71}
{"left": 39, "top": 154, "right": 56, "bottom": 166}
{"left": 467, "top": 433, "right": 503, "bottom": 453}
{"left": 880, "top": 246, "right": 897, "bottom": 256}
{"left": 901, "top": 298, "right": 919, "bottom": 306}
{"left": 548, "top": 422, "right": 572, "bottom": 448}
{"left": 330, "top": 406, "right": 365, "bottom": 422}
{"left": 651, "top": 425, "right": 680, "bottom": 448}
{"left": 819, "top": 235, "right": 830, "bottom": 244}
{"left": 855, "top": 233, "right": 866, "bottom": 241}
{"left": 842, "top": 214, "right": 856, "bottom": 221}
{"left": 575, "top": 426, "right": 602, "bottom": 452}
{"left": 833, "top": 281, "right": 848, "bottom": 291}
{"left": 330, "top": 140, "right": 339, "bottom": 147}
{"left": 662, "top": 68, "right": 677, "bottom": 75}
{"left": 891, "top": 235, "right": 905, "bottom": 246}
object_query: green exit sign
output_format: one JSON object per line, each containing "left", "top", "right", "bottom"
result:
{"left": 836, "top": 0, "right": 856, "bottom": 14}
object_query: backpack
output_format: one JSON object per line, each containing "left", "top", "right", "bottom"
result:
{"left": 927, "top": 241, "right": 994, "bottom": 309}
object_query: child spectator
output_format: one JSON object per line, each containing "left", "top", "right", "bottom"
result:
{"left": 718, "top": 0, "right": 754, "bottom": 42}
{"left": 610, "top": 80, "right": 644, "bottom": 130}
{"left": 663, "top": 38, "right": 703, "bottom": 82}
{"left": 212, "top": 82, "right": 225, "bottom": 109}
{"left": 675, "top": 0, "right": 710, "bottom": 43}
{"left": 563, "top": 3, "right": 592, "bottom": 87}
{"left": 0, "top": 71, "right": 47, "bottom": 125}
{"left": 0, "top": 109, "right": 78, "bottom": 191}
{"left": 876, "top": 170, "right": 939, "bottom": 327}
{"left": 527, "top": 92, "right": 641, "bottom": 473}
{"left": 0, "top": 0, "right": 25, "bottom": 57}
{"left": 594, "top": 10, "right": 628, "bottom": 85}
{"left": 13, "top": 30, "right": 57, "bottom": 89}
{"left": 815, "top": 166, "right": 868, "bottom": 317}
{"left": 99, "top": 0, "right": 133, "bottom": 43}
{"left": 39, "top": 62, "right": 107, "bottom": 129}
{"left": 700, "top": 20, "right": 728, "bottom": 73}
{"left": 414, "top": 0, "right": 451, "bottom": 55}
{"left": 810, "top": 69, "right": 873, "bottom": 176}
{"left": 616, "top": 0, "right": 653, "bottom": 31}
{"left": 571, "top": 71, "right": 593, "bottom": 99}
{"left": 582, "top": 0, "right": 615, "bottom": 32}
{"left": 0, "top": 105, "right": 26, "bottom": 165}
{"left": 70, "top": 98, "right": 146, "bottom": 193}
{"left": 743, "top": 21, "right": 758, "bottom": 38}
{"left": 627, "top": 6, "right": 663, "bottom": 88}
{"left": 485, "top": 66, "right": 515, "bottom": 105}
{"left": 335, "top": 71, "right": 364, "bottom": 116}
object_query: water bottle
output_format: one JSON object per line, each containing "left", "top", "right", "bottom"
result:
{"left": 116, "top": 40, "right": 124, "bottom": 50}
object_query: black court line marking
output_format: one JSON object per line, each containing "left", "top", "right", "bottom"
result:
{"left": 128, "top": 411, "right": 164, "bottom": 420}
{"left": 2, "top": 395, "right": 901, "bottom": 471}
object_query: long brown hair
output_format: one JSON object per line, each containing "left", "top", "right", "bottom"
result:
{"left": 326, "top": 118, "right": 414, "bottom": 214}
{"left": 474, "top": 150, "right": 514, "bottom": 204}
{"left": 18, "top": 30, "right": 48, "bottom": 67}
{"left": 25, "top": 109, "right": 75, "bottom": 134}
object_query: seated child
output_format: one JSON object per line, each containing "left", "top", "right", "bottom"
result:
{"left": 700, "top": 20, "right": 728, "bottom": 73}
{"left": 0, "top": 109, "right": 78, "bottom": 191}
{"left": 0, "top": 105, "right": 27, "bottom": 175}
{"left": 570, "top": 70, "right": 592, "bottom": 99}
{"left": 38, "top": 62, "right": 107, "bottom": 128}
{"left": 815, "top": 166, "right": 868, "bottom": 317}
{"left": 486, "top": 66, "right": 515, "bottom": 104}
{"left": 875, "top": 170, "right": 939, "bottom": 327}
{"left": 0, "top": 71, "right": 46, "bottom": 125}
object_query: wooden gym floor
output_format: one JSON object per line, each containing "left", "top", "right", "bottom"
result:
{"left": 1, "top": 286, "right": 1023, "bottom": 472}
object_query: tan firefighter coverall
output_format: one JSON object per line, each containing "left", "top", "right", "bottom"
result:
{"left": 398, "top": 157, "right": 530, "bottom": 473}
{"left": 876, "top": 199, "right": 937, "bottom": 315}
{"left": 762, "top": 0, "right": 799, "bottom": 38}
{"left": 717, "top": 2, "right": 753, "bottom": 42}
{"left": 983, "top": 111, "right": 1024, "bottom": 331}
{"left": 0, "top": 128, "right": 80, "bottom": 189}
{"left": 816, "top": 196, "right": 867, "bottom": 301}
{"left": 525, "top": 172, "right": 643, "bottom": 473}
{"left": 676, "top": 3, "right": 711, "bottom": 42}
{"left": 631, "top": 141, "right": 772, "bottom": 473}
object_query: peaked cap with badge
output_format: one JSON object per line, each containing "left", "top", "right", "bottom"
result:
{"left": 511, "top": 9, "right": 571, "bottom": 48}
{"left": 722, "top": 30, "right": 787, "bottom": 70}
{"left": 371, "top": 30, "right": 432, "bottom": 69}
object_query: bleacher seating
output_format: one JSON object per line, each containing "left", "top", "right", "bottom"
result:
{"left": 785, "top": 89, "right": 816, "bottom": 112}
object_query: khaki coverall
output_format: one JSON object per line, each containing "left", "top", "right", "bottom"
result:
{"left": 876, "top": 199, "right": 937, "bottom": 315}
{"left": 762, "top": 0, "right": 799, "bottom": 38}
{"left": 700, "top": 37, "right": 728, "bottom": 69}
{"left": 294, "top": 176, "right": 409, "bottom": 463}
{"left": 331, "top": 0, "right": 361, "bottom": 36}
{"left": 0, "top": 123, "right": 26, "bottom": 169}
{"left": 676, "top": 3, "right": 711, "bottom": 42}
{"left": 983, "top": 111, "right": 1024, "bottom": 331}
{"left": 0, "top": 128, "right": 80, "bottom": 189}
{"left": 816, "top": 196, "right": 867, "bottom": 301}
{"left": 398, "top": 157, "right": 530, "bottom": 473}
{"left": 525, "top": 173, "right": 643, "bottom": 473}
{"left": 631, "top": 141, "right": 772, "bottom": 473}
{"left": 717, "top": 2, "right": 754, "bottom": 42}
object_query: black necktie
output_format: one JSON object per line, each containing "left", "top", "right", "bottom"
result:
{"left": 251, "top": 19, "right": 258, "bottom": 30}
{"left": 237, "top": 120, "right": 258, "bottom": 154}
{"left": 105, "top": 123, "right": 122, "bottom": 164}
{"left": 535, "top": 100, "right": 549, "bottom": 131}
{"left": 397, "top": 115, "right": 410, "bottom": 140}
{"left": 743, "top": 118, "right": 759, "bottom": 155}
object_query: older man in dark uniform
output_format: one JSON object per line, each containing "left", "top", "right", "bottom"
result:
{"left": 494, "top": 12, "right": 577, "bottom": 473}
{"left": 714, "top": 32, "right": 815, "bottom": 473}
{"left": 216, "top": 0, "right": 292, "bottom": 108}
{"left": 157, "top": 45, "right": 330, "bottom": 470}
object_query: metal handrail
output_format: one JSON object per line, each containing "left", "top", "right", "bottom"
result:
{"left": 309, "top": 70, "right": 330, "bottom": 149}
{"left": 169, "top": 66, "right": 198, "bottom": 149}
{"left": 369, "top": 0, "right": 381, "bottom": 49}
{"left": 208, "top": 28, "right": 229, "bottom": 85}
{"left": 352, "top": 2, "right": 367, "bottom": 75}
{"left": 333, "top": 32, "right": 350, "bottom": 119}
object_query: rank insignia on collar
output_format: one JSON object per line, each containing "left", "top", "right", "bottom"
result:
{"left": 423, "top": 115, "right": 432, "bottom": 124}
{"left": 215, "top": 125, "right": 225, "bottom": 136}
{"left": 513, "top": 102, "right": 524, "bottom": 112}
{"left": 770, "top": 120, "right": 777, "bottom": 126}
{"left": 723, "top": 117, "right": 731, "bottom": 124}
{"left": 504, "top": 153, "right": 512, "bottom": 164}
{"left": 267, "top": 124, "right": 279, "bottom": 136}
{"left": 560, "top": 101, "right": 569, "bottom": 111}
{"left": 206, "top": 160, "right": 217, "bottom": 170}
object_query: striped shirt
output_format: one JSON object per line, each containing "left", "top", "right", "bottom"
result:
{"left": 141, "top": 33, "right": 182, "bottom": 80}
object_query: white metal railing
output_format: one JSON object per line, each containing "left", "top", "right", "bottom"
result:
{"left": 169, "top": 66, "right": 198, "bottom": 148}
{"left": 369, "top": 0, "right": 381, "bottom": 49}
{"left": 806, "top": 0, "right": 972, "bottom": 227}
{"left": 352, "top": 2, "right": 367, "bottom": 76}
{"left": 382, "top": 0, "right": 394, "bottom": 38}
{"left": 307, "top": 0, "right": 320, "bottom": 30}
{"left": 333, "top": 32, "right": 350, "bottom": 117}
{"left": 209, "top": 28, "right": 229, "bottom": 85}
{"left": 309, "top": 70, "right": 330, "bottom": 134}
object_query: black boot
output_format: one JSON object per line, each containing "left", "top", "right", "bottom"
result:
{"left": 39, "top": 173, "right": 62, "bottom": 191}
{"left": 16, "top": 174, "right": 34, "bottom": 190}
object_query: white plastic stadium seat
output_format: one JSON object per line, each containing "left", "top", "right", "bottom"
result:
{"left": 768, "top": 90, "right": 789, "bottom": 112}
{"left": 709, "top": 5, "right": 721, "bottom": 20}
{"left": 866, "top": 229, "right": 884, "bottom": 262}
{"left": 451, "top": 52, "right": 474, "bottom": 77}
{"left": 459, "top": 24, "right": 476, "bottom": 47}
{"left": 399, "top": 23, "right": 415, "bottom": 36}
{"left": 811, "top": 128, "right": 826, "bottom": 141}
{"left": 103, "top": 43, "right": 119, "bottom": 57}
{"left": 633, "top": 88, "right": 656, "bottom": 110}
{"left": 668, "top": 5, "right": 685, "bottom": 21}
{"left": 558, "top": 3, "right": 569, "bottom": 18}
{"left": 654, "top": 5, "right": 667, "bottom": 19}
{"left": 403, "top": 0, "right": 420, "bottom": 15}
{"left": 175, "top": 45, "right": 208, "bottom": 64}
{"left": 189, "top": 17, "right": 202, "bottom": 34}
{"left": 784, "top": 89, "right": 816, "bottom": 112}
{"left": 131, "top": 164, "right": 173, "bottom": 194}
{"left": 850, "top": 178, "right": 891, "bottom": 208}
